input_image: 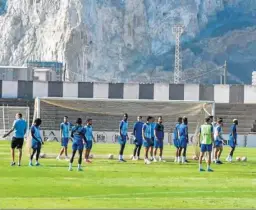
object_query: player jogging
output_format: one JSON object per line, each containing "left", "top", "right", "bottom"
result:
{"left": 198, "top": 117, "right": 214, "bottom": 172}
{"left": 149, "top": 117, "right": 156, "bottom": 161}
{"left": 118, "top": 113, "right": 129, "bottom": 162}
{"left": 142, "top": 116, "right": 153, "bottom": 164}
{"left": 226, "top": 119, "right": 238, "bottom": 162}
{"left": 29, "top": 118, "right": 43, "bottom": 166}
{"left": 213, "top": 118, "right": 225, "bottom": 164}
{"left": 173, "top": 117, "right": 182, "bottom": 162}
{"left": 56, "top": 116, "right": 72, "bottom": 160}
{"left": 178, "top": 117, "right": 188, "bottom": 164}
{"left": 69, "top": 118, "right": 86, "bottom": 171}
{"left": 153, "top": 116, "right": 164, "bottom": 162}
{"left": 3, "top": 113, "right": 27, "bottom": 166}
{"left": 84, "top": 119, "right": 95, "bottom": 163}
{"left": 132, "top": 116, "right": 143, "bottom": 160}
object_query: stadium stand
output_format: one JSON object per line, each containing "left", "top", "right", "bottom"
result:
{"left": 0, "top": 99, "right": 255, "bottom": 134}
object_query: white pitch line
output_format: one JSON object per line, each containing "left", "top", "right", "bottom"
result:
{"left": 2, "top": 190, "right": 256, "bottom": 200}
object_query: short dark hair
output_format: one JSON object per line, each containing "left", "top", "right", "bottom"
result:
{"left": 34, "top": 118, "right": 42, "bottom": 125}
{"left": 205, "top": 117, "right": 210, "bottom": 123}
{"left": 147, "top": 116, "right": 153, "bottom": 121}
{"left": 64, "top": 116, "right": 68, "bottom": 118}
{"left": 124, "top": 113, "right": 128, "bottom": 117}
{"left": 182, "top": 117, "right": 188, "bottom": 123}
{"left": 17, "top": 113, "right": 22, "bottom": 118}
{"left": 177, "top": 117, "right": 182, "bottom": 122}
{"left": 209, "top": 115, "right": 213, "bottom": 119}
{"left": 217, "top": 118, "right": 223, "bottom": 123}
{"left": 87, "top": 118, "right": 92, "bottom": 122}
{"left": 138, "top": 116, "right": 142, "bottom": 119}
{"left": 76, "top": 118, "right": 82, "bottom": 124}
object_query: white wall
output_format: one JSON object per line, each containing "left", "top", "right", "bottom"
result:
{"left": 93, "top": 83, "right": 109, "bottom": 98}
{"left": 244, "top": 85, "right": 256, "bottom": 103}
{"left": 123, "top": 83, "right": 139, "bottom": 99}
{"left": 2, "top": 81, "right": 18, "bottom": 98}
{"left": 154, "top": 83, "right": 169, "bottom": 101}
{"left": 214, "top": 85, "right": 230, "bottom": 103}
{"left": 63, "top": 83, "right": 78, "bottom": 97}
{"left": 33, "top": 81, "right": 48, "bottom": 98}
{"left": 184, "top": 84, "right": 200, "bottom": 101}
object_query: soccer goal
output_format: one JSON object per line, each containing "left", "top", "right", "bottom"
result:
{"left": 33, "top": 97, "right": 215, "bottom": 151}
{"left": 0, "top": 105, "right": 30, "bottom": 140}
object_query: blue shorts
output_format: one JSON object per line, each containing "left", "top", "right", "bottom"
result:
{"left": 214, "top": 140, "right": 223, "bottom": 148}
{"left": 154, "top": 139, "right": 163, "bottom": 149}
{"left": 134, "top": 138, "right": 143, "bottom": 146}
{"left": 61, "top": 137, "right": 69, "bottom": 147}
{"left": 72, "top": 141, "right": 84, "bottom": 151}
{"left": 32, "top": 140, "right": 42, "bottom": 150}
{"left": 84, "top": 141, "right": 93, "bottom": 150}
{"left": 228, "top": 138, "right": 236, "bottom": 148}
{"left": 118, "top": 135, "right": 126, "bottom": 145}
{"left": 143, "top": 138, "right": 153, "bottom": 148}
{"left": 180, "top": 138, "right": 188, "bottom": 148}
{"left": 150, "top": 137, "right": 154, "bottom": 147}
{"left": 200, "top": 144, "right": 212, "bottom": 152}
{"left": 173, "top": 139, "right": 180, "bottom": 148}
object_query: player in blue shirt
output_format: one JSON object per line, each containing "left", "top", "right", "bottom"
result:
{"left": 213, "top": 118, "right": 225, "bottom": 164}
{"left": 118, "top": 113, "right": 129, "bottom": 162}
{"left": 56, "top": 116, "right": 72, "bottom": 160}
{"left": 173, "top": 117, "right": 182, "bottom": 162}
{"left": 149, "top": 118, "right": 156, "bottom": 161}
{"left": 84, "top": 119, "right": 95, "bottom": 163}
{"left": 3, "top": 113, "right": 27, "bottom": 166}
{"left": 178, "top": 117, "right": 188, "bottom": 164}
{"left": 142, "top": 116, "right": 153, "bottom": 164}
{"left": 132, "top": 116, "right": 143, "bottom": 160}
{"left": 69, "top": 118, "right": 86, "bottom": 171}
{"left": 226, "top": 119, "right": 238, "bottom": 162}
{"left": 29, "top": 118, "right": 43, "bottom": 166}
{"left": 153, "top": 116, "right": 165, "bottom": 162}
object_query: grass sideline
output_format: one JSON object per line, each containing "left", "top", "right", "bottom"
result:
{"left": 0, "top": 140, "right": 255, "bottom": 209}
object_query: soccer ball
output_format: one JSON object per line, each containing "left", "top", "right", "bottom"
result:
{"left": 40, "top": 153, "right": 46, "bottom": 158}
{"left": 89, "top": 154, "right": 94, "bottom": 159}
{"left": 236, "top": 157, "right": 241, "bottom": 161}
{"left": 108, "top": 154, "right": 114, "bottom": 159}
{"left": 241, "top": 156, "right": 247, "bottom": 162}
{"left": 130, "top": 154, "right": 134, "bottom": 159}
{"left": 192, "top": 155, "right": 199, "bottom": 160}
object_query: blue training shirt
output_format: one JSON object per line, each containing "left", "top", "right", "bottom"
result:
{"left": 150, "top": 122, "right": 156, "bottom": 138}
{"left": 155, "top": 123, "right": 164, "bottom": 140}
{"left": 229, "top": 124, "right": 237, "bottom": 139}
{"left": 60, "top": 122, "right": 72, "bottom": 138}
{"left": 13, "top": 119, "right": 27, "bottom": 138}
{"left": 133, "top": 121, "right": 143, "bottom": 141}
{"left": 143, "top": 123, "right": 151, "bottom": 139}
{"left": 120, "top": 120, "right": 128, "bottom": 136}
{"left": 85, "top": 125, "right": 93, "bottom": 141}
{"left": 31, "top": 125, "right": 42, "bottom": 142}
{"left": 71, "top": 125, "right": 85, "bottom": 143}
{"left": 179, "top": 123, "right": 188, "bottom": 140}
{"left": 173, "top": 123, "right": 180, "bottom": 140}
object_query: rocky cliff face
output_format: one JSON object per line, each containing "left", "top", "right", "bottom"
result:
{"left": 0, "top": 0, "right": 255, "bottom": 83}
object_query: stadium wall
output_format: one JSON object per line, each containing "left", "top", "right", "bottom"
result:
{"left": 0, "top": 81, "right": 256, "bottom": 103}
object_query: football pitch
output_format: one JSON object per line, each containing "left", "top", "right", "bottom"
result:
{"left": 0, "top": 140, "right": 255, "bottom": 209}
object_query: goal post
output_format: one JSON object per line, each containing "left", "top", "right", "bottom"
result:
{"left": 0, "top": 105, "right": 30, "bottom": 140}
{"left": 33, "top": 97, "right": 215, "bottom": 153}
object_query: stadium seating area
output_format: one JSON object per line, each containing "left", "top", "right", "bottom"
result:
{"left": 0, "top": 99, "right": 255, "bottom": 134}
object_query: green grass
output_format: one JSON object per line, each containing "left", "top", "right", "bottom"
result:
{"left": 0, "top": 140, "right": 256, "bottom": 209}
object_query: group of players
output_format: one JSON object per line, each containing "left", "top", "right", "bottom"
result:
{"left": 3, "top": 112, "right": 238, "bottom": 172}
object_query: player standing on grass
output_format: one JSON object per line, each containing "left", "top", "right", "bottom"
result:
{"left": 178, "top": 117, "right": 188, "bottom": 164}
{"left": 56, "top": 116, "right": 72, "bottom": 160}
{"left": 173, "top": 117, "right": 182, "bottom": 162}
{"left": 3, "top": 113, "right": 27, "bottom": 166}
{"left": 226, "top": 119, "right": 238, "bottom": 162}
{"left": 69, "top": 118, "right": 86, "bottom": 171}
{"left": 149, "top": 117, "right": 156, "bottom": 161}
{"left": 143, "top": 116, "right": 153, "bottom": 164}
{"left": 118, "top": 113, "right": 129, "bottom": 162}
{"left": 153, "top": 116, "right": 164, "bottom": 162}
{"left": 84, "top": 119, "right": 95, "bottom": 163}
{"left": 132, "top": 116, "right": 143, "bottom": 160}
{"left": 198, "top": 117, "right": 214, "bottom": 172}
{"left": 213, "top": 118, "right": 225, "bottom": 164}
{"left": 29, "top": 118, "right": 43, "bottom": 166}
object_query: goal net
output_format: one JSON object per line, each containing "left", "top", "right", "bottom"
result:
{"left": 33, "top": 97, "right": 215, "bottom": 156}
{"left": 0, "top": 106, "right": 30, "bottom": 140}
